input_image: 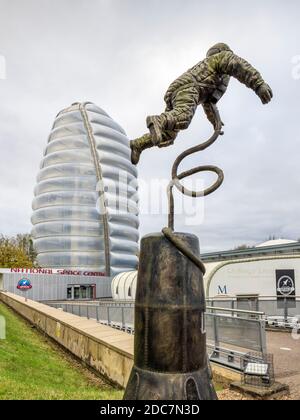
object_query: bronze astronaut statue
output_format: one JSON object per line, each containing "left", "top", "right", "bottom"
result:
{"left": 131, "top": 43, "right": 273, "bottom": 165}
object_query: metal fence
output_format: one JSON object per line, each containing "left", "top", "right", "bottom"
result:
{"left": 207, "top": 296, "right": 300, "bottom": 329}
{"left": 47, "top": 301, "right": 267, "bottom": 371}
{"left": 49, "top": 301, "right": 135, "bottom": 333}
{"left": 205, "top": 305, "right": 267, "bottom": 369}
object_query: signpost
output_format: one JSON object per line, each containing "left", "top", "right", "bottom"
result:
{"left": 17, "top": 278, "right": 32, "bottom": 302}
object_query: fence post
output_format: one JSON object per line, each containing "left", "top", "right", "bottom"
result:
{"left": 79, "top": 305, "right": 81, "bottom": 317}
{"left": 87, "top": 305, "right": 89, "bottom": 320}
{"left": 284, "top": 297, "right": 288, "bottom": 323}
{"left": 231, "top": 300, "right": 235, "bottom": 318}
{"left": 213, "top": 314, "right": 220, "bottom": 358}
{"left": 122, "top": 307, "right": 125, "bottom": 330}
{"left": 259, "top": 319, "right": 267, "bottom": 354}
{"left": 96, "top": 306, "right": 99, "bottom": 323}
{"left": 107, "top": 307, "right": 110, "bottom": 325}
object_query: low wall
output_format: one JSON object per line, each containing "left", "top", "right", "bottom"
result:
{"left": 0, "top": 291, "right": 238, "bottom": 389}
{"left": 0, "top": 292, "right": 133, "bottom": 388}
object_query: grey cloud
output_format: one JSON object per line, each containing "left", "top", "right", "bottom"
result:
{"left": 0, "top": 0, "right": 299, "bottom": 252}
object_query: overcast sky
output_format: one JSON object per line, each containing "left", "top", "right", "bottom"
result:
{"left": 0, "top": 0, "right": 300, "bottom": 252}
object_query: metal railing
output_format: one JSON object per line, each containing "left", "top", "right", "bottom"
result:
{"left": 205, "top": 306, "right": 267, "bottom": 370}
{"left": 207, "top": 296, "right": 300, "bottom": 330}
{"left": 50, "top": 301, "right": 135, "bottom": 333}
{"left": 47, "top": 301, "right": 267, "bottom": 371}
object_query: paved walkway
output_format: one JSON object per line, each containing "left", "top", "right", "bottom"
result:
{"left": 267, "top": 331, "right": 300, "bottom": 399}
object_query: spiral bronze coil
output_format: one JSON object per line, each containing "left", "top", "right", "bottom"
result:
{"left": 162, "top": 112, "right": 224, "bottom": 275}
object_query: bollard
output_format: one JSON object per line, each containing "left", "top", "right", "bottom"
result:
{"left": 124, "top": 232, "right": 217, "bottom": 400}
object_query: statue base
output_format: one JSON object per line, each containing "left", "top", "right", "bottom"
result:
{"left": 123, "top": 232, "right": 217, "bottom": 401}
{"left": 124, "top": 365, "right": 216, "bottom": 400}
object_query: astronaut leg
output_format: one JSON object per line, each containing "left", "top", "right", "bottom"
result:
{"left": 169, "top": 86, "right": 199, "bottom": 130}
{"left": 131, "top": 86, "right": 199, "bottom": 164}
{"left": 147, "top": 86, "right": 199, "bottom": 145}
{"left": 158, "top": 130, "right": 178, "bottom": 148}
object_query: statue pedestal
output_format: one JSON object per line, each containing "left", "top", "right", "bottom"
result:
{"left": 124, "top": 232, "right": 217, "bottom": 400}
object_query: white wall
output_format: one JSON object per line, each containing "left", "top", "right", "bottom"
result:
{"left": 206, "top": 257, "right": 300, "bottom": 298}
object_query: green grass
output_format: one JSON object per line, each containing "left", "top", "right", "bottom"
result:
{"left": 0, "top": 303, "right": 123, "bottom": 400}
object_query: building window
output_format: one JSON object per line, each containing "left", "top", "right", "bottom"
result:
{"left": 236, "top": 295, "right": 259, "bottom": 313}
{"left": 128, "top": 286, "right": 132, "bottom": 298}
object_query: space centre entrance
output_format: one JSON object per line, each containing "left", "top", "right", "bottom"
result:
{"left": 67, "top": 284, "right": 96, "bottom": 300}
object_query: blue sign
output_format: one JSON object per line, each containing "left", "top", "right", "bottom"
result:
{"left": 17, "top": 278, "right": 32, "bottom": 290}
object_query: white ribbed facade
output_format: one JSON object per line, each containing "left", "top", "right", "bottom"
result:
{"left": 111, "top": 271, "right": 137, "bottom": 301}
{"left": 32, "top": 103, "right": 139, "bottom": 277}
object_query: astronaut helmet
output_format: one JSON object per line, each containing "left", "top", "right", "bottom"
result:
{"left": 207, "top": 43, "right": 232, "bottom": 57}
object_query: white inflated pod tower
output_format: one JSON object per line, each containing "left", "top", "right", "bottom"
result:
{"left": 32, "top": 102, "right": 139, "bottom": 277}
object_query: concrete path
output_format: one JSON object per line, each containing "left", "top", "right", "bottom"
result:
{"left": 267, "top": 331, "right": 300, "bottom": 399}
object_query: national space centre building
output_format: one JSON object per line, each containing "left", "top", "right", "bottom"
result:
{"left": 0, "top": 103, "right": 139, "bottom": 301}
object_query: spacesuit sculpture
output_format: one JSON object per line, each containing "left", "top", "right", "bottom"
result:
{"left": 130, "top": 43, "right": 273, "bottom": 164}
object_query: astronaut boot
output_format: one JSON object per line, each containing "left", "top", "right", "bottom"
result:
{"left": 130, "top": 134, "right": 154, "bottom": 165}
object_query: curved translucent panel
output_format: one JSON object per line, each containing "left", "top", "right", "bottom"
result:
{"left": 36, "top": 251, "right": 106, "bottom": 269}
{"left": 32, "top": 191, "right": 98, "bottom": 210}
{"left": 85, "top": 103, "right": 126, "bottom": 134}
{"left": 34, "top": 177, "right": 97, "bottom": 196}
{"left": 32, "top": 206, "right": 100, "bottom": 224}
{"left": 110, "top": 238, "right": 139, "bottom": 255}
{"left": 45, "top": 136, "right": 90, "bottom": 154}
{"left": 32, "top": 102, "right": 139, "bottom": 275}
{"left": 49, "top": 123, "right": 86, "bottom": 141}
{"left": 41, "top": 150, "right": 93, "bottom": 168}
{"left": 97, "top": 180, "right": 138, "bottom": 199}
{"left": 100, "top": 167, "right": 138, "bottom": 188}
{"left": 32, "top": 221, "right": 103, "bottom": 239}
{"left": 98, "top": 154, "right": 137, "bottom": 177}
{"left": 109, "top": 224, "right": 139, "bottom": 241}
{"left": 34, "top": 237, "right": 105, "bottom": 253}
{"left": 84, "top": 104, "right": 110, "bottom": 118}
{"left": 37, "top": 163, "right": 95, "bottom": 182}
{"left": 104, "top": 196, "right": 138, "bottom": 216}
{"left": 108, "top": 213, "right": 139, "bottom": 229}
{"left": 92, "top": 126, "right": 129, "bottom": 147}
{"left": 52, "top": 111, "right": 88, "bottom": 129}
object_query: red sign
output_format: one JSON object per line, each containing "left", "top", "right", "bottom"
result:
{"left": 10, "top": 268, "right": 106, "bottom": 277}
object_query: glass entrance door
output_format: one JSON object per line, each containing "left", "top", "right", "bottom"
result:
{"left": 67, "top": 285, "right": 96, "bottom": 300}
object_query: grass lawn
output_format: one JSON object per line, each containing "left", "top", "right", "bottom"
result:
{"left": 0, "top": 303, "right": 123, "bottom": 400}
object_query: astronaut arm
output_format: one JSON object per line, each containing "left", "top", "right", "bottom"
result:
{"left": 202, "top": 102, "right": 224, "bottom": 133}
{"left": 216, "top": 51, "right": 273, "bottom": 104}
